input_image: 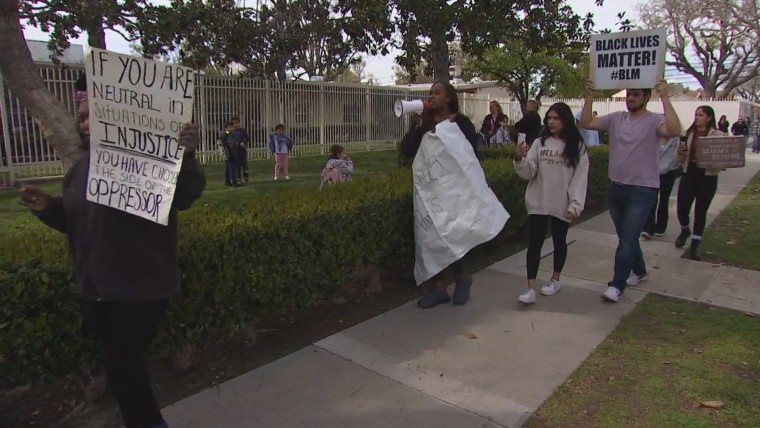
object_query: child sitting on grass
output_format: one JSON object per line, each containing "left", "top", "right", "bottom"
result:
{"left": 320, "top": 145, "right": 353, "bottom": 189}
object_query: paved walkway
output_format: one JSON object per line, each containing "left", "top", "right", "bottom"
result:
{"left": 163, "top": 152, "right": 760, "bottom": 428}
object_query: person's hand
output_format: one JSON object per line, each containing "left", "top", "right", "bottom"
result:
{"left": 565, "top": 210, "right": 577, "bottom": 223}
{"left": 19, "top": 185, "right": 50, "bottom": 212}
{"left": 677, "top": 143, "right": 688, "bottom": 155}
{"left": 655, "top": 79, "right": 669, "bottom": 98}
{"left": 514, "top": 141, "right": 529, "bottom": 160}
{"left": 178, "top": 123, "right": 200, "bottom": 151}
{"left": 586, "top": 80, "right": 596, "bottom": 99}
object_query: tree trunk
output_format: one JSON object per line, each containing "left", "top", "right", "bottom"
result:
{"left": 0, "top": 1, "right": 84, "bottom": 170}
{"left": 430, "top": 29, "right": 450, "bottom": 82}
{"left": 84, "top": 0, "right": 107, "bottom": 49}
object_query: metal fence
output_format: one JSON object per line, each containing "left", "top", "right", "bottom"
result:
{"left": 2, "top": 65, "right": 759, "bottom": 186}
{"left": 0, "top": 68, "right": 423, "bottom": 185}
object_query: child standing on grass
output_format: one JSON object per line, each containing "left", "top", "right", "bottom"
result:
{"left": 320, "top": 144, "right": 354, "bottom": 189}
{"left": 268, "top": 123, "right": 293, "bottom": 180}
{"left": 514, "top": 102, "right": 589, "bottom": 305}
{"left": 220, "top": 121, "right": 239, "bottom": 187}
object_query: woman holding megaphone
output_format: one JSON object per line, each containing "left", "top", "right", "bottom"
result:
{"left": 399, "top": 81, "right": 482, "bottom": 309}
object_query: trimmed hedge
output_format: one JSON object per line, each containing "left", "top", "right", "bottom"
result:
{"left": 0, "top": 146, "right": 610, "bottom": 387}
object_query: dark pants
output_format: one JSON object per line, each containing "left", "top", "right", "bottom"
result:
{"left": 677, "top": 163, "right": 718, "bottom": 237}
{"left": 86, "top": 300, "right": 169, "bottom": 428}
{"left": 431, "top": 259, "right": 465, "bottom": 284}
{"left": 608, "top": 182, "right": 657, "bottom": 292}
{"left": 644, "top": 170, "right": 678, "bottom": 235}
{"left": 526, "top": 215, "right": 569, "bottom": 279}
{"left": 224, "top": 159, "right": 238, "bottom": 186}
{"left": 237, "top": 147, "right": 249, "bottom": 182}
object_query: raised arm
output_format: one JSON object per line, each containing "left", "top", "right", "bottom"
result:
{"left": 656, "top": 80, "right": 682, "bottom": 137}
{"left": 580, "top": 80, "right": 606, "bottom": 131}
{"left": 513, "top": 139, "right": 540, "bottom": 180}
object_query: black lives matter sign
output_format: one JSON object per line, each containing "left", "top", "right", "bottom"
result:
{"left": 590, "top": 28, "right": 667, "bottom": 90}
{"left": 85, "top": 48, "right": 194, "bottom": 225}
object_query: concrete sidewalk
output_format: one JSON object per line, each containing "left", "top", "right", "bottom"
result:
{"left": 163, "top": 152, "right": 760, "bottom": 428}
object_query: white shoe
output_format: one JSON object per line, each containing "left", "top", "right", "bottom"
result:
{"left": 602, "top": 286, "right": 621, "bottom": 302}
{"left": 518, "top": 288, "right": 536, "bottom": 304}
{"left": 540, "top": 280, "right": 561, "bottom": 296}
{"left": 640, "top": 231, "right": 652, "bottom": 240}
{"left": 274, "top": 176, "right": 278, "bottom": 181}
{"left": 626, "top": 272, "right": 648, "bottom": 286}
{"left": 285, "top": 176, "right": 290, "bottom": 180}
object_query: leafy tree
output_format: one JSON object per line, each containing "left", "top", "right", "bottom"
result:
{"left": 392, "top": 0, "right": 520, "bottom": 82}
{"left": 465, "top": 0, "right": 592, "bottom": 112}
{"left": 140, "top": 0, "right": 393, "bottom": 82}
{"left": 637, "top": 0, "right": 760, "bottom": 97}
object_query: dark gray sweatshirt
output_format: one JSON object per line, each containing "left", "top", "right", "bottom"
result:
{"left": 34, "top": 152, "right": 206, "bottom": 302}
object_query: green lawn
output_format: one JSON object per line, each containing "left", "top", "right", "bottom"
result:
{"left": 528, "top": 294, "right": 760, "bottom": 428}
{"left": 0, "top": 150, "right": 399, "bottom": 234}
{"left": 699, "top": 171, "right": 760, "bottom": 270}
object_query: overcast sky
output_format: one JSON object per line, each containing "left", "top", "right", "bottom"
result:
{"left": 23, "top": 0, "right": 692, "bottom": 86}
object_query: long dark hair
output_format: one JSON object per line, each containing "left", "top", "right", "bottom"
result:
{"left": 686, "top": 105, "right": 717, "bottom": 135}
{"left": 538, "top": 102, "right": 585, "bottom": 168}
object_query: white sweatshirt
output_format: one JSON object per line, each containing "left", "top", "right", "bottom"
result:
{"left": 513, "top": 137, "right": 590, "bottom": 221}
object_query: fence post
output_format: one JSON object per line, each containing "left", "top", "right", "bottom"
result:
{"left": 265, "top": 79, "right": 272, "bottom": 160}
{"left": 319, "top": 82, "right": 325, "bottom": 154}
{"left": 365, "top": 85, "right": 371, "bottom": 151}
{"left": 0, "top": 70, "right": 16, "bottom": 186}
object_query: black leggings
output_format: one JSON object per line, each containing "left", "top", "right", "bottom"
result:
{"left": 527, "top": 215, "right": 570, "bottom": 279}
{"left": 86, "top": 300, "right": 168, "bottom": 428}
{"left": 677, "top": 163, "right": 718, "bottom": 237}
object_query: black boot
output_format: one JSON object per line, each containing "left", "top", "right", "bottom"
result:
{"left": 675, "top": 227, "right": 691, "bottom": 248}
{"left": 689, "top": 239, "right": 701, "bottom": 261}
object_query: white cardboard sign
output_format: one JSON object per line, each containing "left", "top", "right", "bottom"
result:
{"left": 590, "top": 28, "right": 667, "bottom": 90}
{"left": 85, "top": 48, "right": 195, "bottom": 225}
{"left": 412, "top": 121, "right": 510, "bottom": 285}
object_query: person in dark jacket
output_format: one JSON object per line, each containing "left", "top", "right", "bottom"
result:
{"left": 514, "top": 99, "right": 543, "bottom": 145}
{"left": 19, "top": 75, "right": 206, "bottom": 428}
{"left": 400, "top": 81, "right": 479, "bottom": 309}
{"left": 230, "top": 116, "right": 250, "bottom": 183}
{"left": 220, "top": 121, "right": 239, "bottom": 187}
{"left": 480, "top": 101, "right": 508, "bottom": 146}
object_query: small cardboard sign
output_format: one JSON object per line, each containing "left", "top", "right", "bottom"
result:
{"left": 590, "top": 28, "right": 667, "bottom": 90}
{"left": 694, "top": 136, "right": 746, "bottom": 169}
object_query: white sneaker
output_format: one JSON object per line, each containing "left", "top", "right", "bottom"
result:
{"left": 602, "top": 286, "right": 621, "bottom": 302}
{"left": 518, "top": 288, "right": 536, "bottom": 304}
{"left": 285, "top": 176, "right": 291, "bottom": 180}
{"left": 640, "top": 231, "right": 652, "bottom": 240}
{"left": 274, "top": 176, "right": 278, "bottom": 181}
{"left": 626, "top": 272, "right": 649, "bottom": 286}
{"left": 541, "top": 280, "right": 561, "bottom": 296}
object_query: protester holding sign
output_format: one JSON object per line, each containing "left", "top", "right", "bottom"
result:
{"left": 400, "top": 81, "right": 509, "bottom": 309}
{"left": 513, "top": 102, "right": 589, "bottom": 304}
{"left": 580, "top": 79, "right": 681, "bottom": 303}
{"left": 19, "top": 75, "right": 206, "bottom": 428}
{"left": 673, "top": 106, "right": 726, "bottom": 261}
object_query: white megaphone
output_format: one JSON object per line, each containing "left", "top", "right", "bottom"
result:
{"left": 394, "top": 99, "right": 429, "bottom": 118}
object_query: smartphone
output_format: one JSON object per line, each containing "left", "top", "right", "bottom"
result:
{"left": 678, "top": 136, "right": 687, "bottom": 147}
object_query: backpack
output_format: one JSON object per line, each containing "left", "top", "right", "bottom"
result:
{"left": 319, "top": 164, "right": 345, "bottom": 189}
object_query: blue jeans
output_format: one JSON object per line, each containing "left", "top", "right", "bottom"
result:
{"left": 754, "top": 135, "right": 760, "bottom": 152}
{"left": 224, "top": 159, "right": 238, "bottom": 185}
{"left": 608, "top": 182, "right": 657, "bottom": 292}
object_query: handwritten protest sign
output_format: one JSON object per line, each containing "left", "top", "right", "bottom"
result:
{"left": 412, "top": 121, "right": 510, "bottom": 285}
{"left": 85, "top": 48, "right": 194, "bottom": 225}
{"left": 695, "top": 136, "right": 746, "bottom": 169}
{"left": 590, "top": 28, "right": 667, "bottom": 90}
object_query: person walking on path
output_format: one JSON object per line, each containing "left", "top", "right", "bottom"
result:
{"left": 751, "top": 113, "right": 760, "bottom": 153}
{"left": 641, "top": 136, "right": 681, "bottom": 239}
{"left": 400, "top": 81, "right": 480, "bottom": 309}
{"left": 514, "top": 100, "right": 543, "bottom": 148}
{"left": 514, "top": 102, "right": 589, "bottom": 304}
{"left": 673, "top": 106, "right": 726, "bottom": 261}
{"left": 717, "top": 115, "right": 730, "bottom": 133}
{"left": 19, "top": 75, "right": 206, "bottom": 428}
{"left": 580, "top": 79, "right": 682, "bottom": 303}
{"left": 731, "top": 116, "right": 748, "bottom": 138}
